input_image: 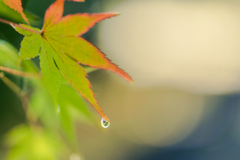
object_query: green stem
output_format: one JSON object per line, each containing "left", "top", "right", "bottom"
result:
{"left": 0, "top": 66, "right": 40, "bottom": 78}
{"left": 0, "top": 18, "right": 41, "bottom": 34}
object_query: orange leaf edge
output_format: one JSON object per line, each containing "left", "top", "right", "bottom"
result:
{"left": 3, "top": 0, "right": 29, "bottom": 24}
{"left": 77, "top": 38, "right": 133, "bottom": 83}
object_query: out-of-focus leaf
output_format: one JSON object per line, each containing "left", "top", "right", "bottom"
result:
{"left": 58, "top": 84, "right": 95, "bottom": 124}
{"left": 29, "top": 85, "right": 59, "bottom": 129}
{"left": 0, "top": 39, "right": 39, "bottom": 78}
{"left": 29, "top": 75, "right": 96, "bottom": 148}
{"left": 57, "top": 82, "right": 96, "bottom": 146}
{"left": 5, "top": 125, "right": 30, "bottom": 147}
{"left": 24, "top": 11, "right": 41, "bottom": 22}
{"left": 58, "top": 103, "right": 76, "bottom": 147}
{"left": 0, "top": 39, "right": 18, "bottom": 69}
{"left": 5, "top": 125, "right": 66, "bottom": 160}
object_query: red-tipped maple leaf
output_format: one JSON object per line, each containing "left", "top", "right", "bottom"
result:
{"left": 14, "top": 0, "right": 132, "bottom": 122}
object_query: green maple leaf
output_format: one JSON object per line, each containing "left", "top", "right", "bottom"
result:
{"left": 13, "top": 0, "right": 133, "bottom": 122}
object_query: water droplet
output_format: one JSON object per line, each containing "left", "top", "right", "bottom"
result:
{"left": 70, "top": 153, "right": 81, "bottom": 160}
{"left": 101, "top": 118, "right": 110, "bottom": 128}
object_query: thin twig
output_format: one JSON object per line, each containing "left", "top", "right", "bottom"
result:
{"left": 0, "top": 66, "right": 40, "bottom": 78}
{"left": 0, "top": 18, "right": 41, "bottom": 34}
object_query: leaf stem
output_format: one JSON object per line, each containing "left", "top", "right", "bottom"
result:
{"left": 0, "top": 66, "right": 40, "bottom": 78}
{"left": 0, "top": 72, "right": 21, "bottom": 96}
{"left": 0, "top": 18, "right": 41, "bottom": 34}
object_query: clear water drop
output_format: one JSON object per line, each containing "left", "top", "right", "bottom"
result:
{"left": 101, "top": 118, "right": 110, "bottom": 128}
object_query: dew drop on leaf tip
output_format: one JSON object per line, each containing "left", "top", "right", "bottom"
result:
{"left": 101, "top": 118, "right": 110, "bottom": 128}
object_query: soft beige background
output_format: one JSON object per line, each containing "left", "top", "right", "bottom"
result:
{"left": 77, "top": 1, "right": 240, "bottom": 160}
{"left": 98, "top": 0, "right": 240, "bottom": 94}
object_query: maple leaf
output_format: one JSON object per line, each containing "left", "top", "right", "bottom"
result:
{"left": 14, "top": 0, "right": 132, "bottom": 122}
{"left": 2, "top": 0, "right": 29, "bottom": 23}
{"left": 1, "top": 0, "right": 84, "bottom": 24}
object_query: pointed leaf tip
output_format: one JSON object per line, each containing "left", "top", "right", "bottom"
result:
{"left": 43, "top": 0, "right": 85, "bottom": 30}
{"left": 3, "top": 0, "right": 29, "bottom": 24}
{"left": 43, "top": 0, "right": 64, "bottom": 30}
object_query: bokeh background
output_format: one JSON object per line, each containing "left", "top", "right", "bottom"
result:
{"left": 2, "top": 0, "right": 240, "bottom": 159}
